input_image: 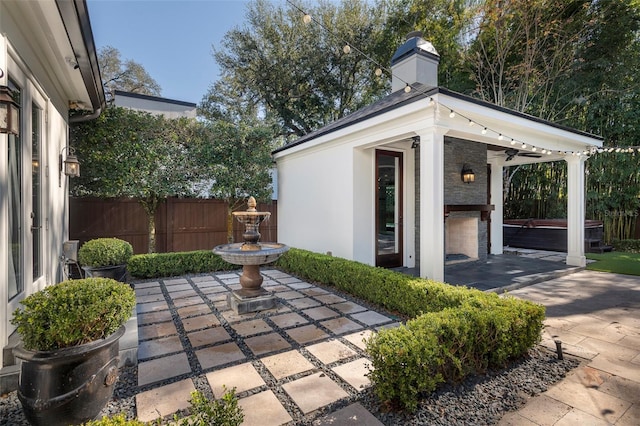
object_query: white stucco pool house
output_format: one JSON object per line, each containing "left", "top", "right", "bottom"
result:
{"left": 273, "top": 33, "right": 603, "bottom": 282}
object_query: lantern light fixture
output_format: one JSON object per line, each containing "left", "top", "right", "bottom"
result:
{"left": 461, "top": 163, "right": 475, "bottom": 184}
{"left": 0, "top": 85, "right": 20, "bottom": 135}
{"left": 59, "top": 146, "right": 80, "bottom": 186}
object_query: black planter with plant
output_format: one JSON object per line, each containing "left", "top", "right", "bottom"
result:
{"left": 78, "top": 238, "right": 133, "bottom": 282}
{"left": 11, "top": 278, "right": 136, "bottom": 426}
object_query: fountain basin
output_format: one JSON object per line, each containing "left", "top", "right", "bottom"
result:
{"left": 213, "top": 243, "right": 289, "bottom": 265}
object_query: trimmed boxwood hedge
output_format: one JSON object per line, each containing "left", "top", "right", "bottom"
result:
{"left": 127, "top": 250, "right": 235, "bottom": 279}
{"left": 126, "top": 247, "right": 545, "bottom": 411}
{"left": 275, "top": 248, "right": 545, "bottom": 410}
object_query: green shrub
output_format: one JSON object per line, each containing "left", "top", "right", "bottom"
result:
{"left": 276, "top": 248, "right": 545, "bottom": 411}
{"left": 613, "top": 239, "right": 640, "bottom": 253}
{"left": 82, "top": 413, "right": 147, "bottom": 425}
{"left": 11, "top": 278, "right": 136, "bottom": 351}
{"left": 82, "top": 390, "right": 243, "bottom": 426}
{"left": 367, "top": 297, "right": 545, "bottom": 410}
{"left": 79, "top": 238, "right": 134, "bottom": 267}
{"left": 276, "top": 248, "right": 488, "bottom": 317}
{"left": 128, "top": 250, "right": 236, "bottom": 279}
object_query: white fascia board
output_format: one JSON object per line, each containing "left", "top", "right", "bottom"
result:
{"left": 438, "top": 94, "right": 603, "bottom": 152}
{"left": 273, "top": 98, "right": 434, "bottom": 160}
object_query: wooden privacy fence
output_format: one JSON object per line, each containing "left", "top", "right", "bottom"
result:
{"left": 70, "top": 197, "right": 278, "bottom": 254}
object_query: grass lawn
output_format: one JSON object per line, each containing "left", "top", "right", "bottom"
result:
{"left": 586, "top": 251, "right": 640, "bottom": 276}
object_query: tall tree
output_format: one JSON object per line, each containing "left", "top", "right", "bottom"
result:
{"left": 199, "top": 0, "right": 387, "bottom": 138}
{"left": 70, "top": 107, "right": 204, "bottom": 252}
{"left": 98, "top": 46, "right": 162, "bottom": 103}
{"left": 191, "top": 121, "right": 275, "bottom": 243}
{"left": 376, "top": 0, "right": 479, "bottom": 93}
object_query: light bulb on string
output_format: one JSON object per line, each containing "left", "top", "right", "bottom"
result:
{"left": 374, "top": 68, "right": 382, "bottom": 77}
{"left": 303, "top": 14, "right": 312, "bottom": 24}
{"left": 343, "top": 44, "right": 351, "bottom": 54}
{"left": 468, "top": 120, "right": 475, "bottom": 127}
{"left": 449, "top": 111, "right": 456, "bottom": 118}
{"left": 521, "top": 143, "right": 527, "bottom": 149}
{"left": 404, "top": 84, "right": 411, "bottom": 93}
{"left": 481, "top": 128, "right": 487, "bottom": 135}
{"left": 510, "top": 139, "right": 516, "bottom": 145}
{"left": 532, "top": 147, "right": 537, "bottom": 152}
{"left": 498, "top": 134, "right": 504, "bottom": 141}
{"left": 428, "top": 97, "right": 435, "bottom": 106}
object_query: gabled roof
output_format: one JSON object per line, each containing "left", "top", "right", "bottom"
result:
{"left": 273, "top": 84, "right": 603, "bottom": 155}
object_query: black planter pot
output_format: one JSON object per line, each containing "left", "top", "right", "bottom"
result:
{"left": 12, "top": 326, "right": 125, "bottom": 426}
{"left": 82, "top": 264, "right": 127, "bottom": 282}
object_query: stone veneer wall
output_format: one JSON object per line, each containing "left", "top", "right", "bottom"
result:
{"left": 415, "top": 137, "right": 489, "bottom": 266}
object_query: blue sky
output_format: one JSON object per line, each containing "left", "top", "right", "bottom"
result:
{"left": 87, "top": 0, "right": 266, "bottom": 105}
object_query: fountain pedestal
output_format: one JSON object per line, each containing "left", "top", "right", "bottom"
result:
{"left": 213, "top": 197, "right": 289, "bottom": 314}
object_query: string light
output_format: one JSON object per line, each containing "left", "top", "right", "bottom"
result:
{"left": 290, "top": 1, "right": 617, "bottom": 158}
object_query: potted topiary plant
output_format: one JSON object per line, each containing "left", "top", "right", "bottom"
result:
{"left": 79, "top": 237, "right": 133, "bottom": 282}
{"left": 11, "top": 278, "right": 136, "bottom": 426}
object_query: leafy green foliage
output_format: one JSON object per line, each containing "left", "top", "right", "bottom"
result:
{"left": 172, "top": 389, "right": 243, "bottom": 426}
{"left": 275, "top": 248, "right": 544, "bottom": 411}
{"left": 11, "top": 278, "right": 135, "bottom": 351}
{"left": 127, "top": 250, "right": 236, "bottom": 279}
{"left": 612, "top": 240, "right": 640, "bottom": 253}
{"left": 98, "top": 46, "right": 161, "bottom": 103}
{"left": 78, "top": 238, "right": 134, "bottom": 267}
{"left": 367, "top": 298, "right": 544, "bottom": 411}
{"left": 200, "top": 0, "right": 388, "bottom": 138}
{"left": 81, "top": 390, "right": 243, "bottom": 426}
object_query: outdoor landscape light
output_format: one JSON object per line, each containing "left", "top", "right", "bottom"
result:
{"left": 59, "top": 146, "right": 80, "bottom": 186}
{"left": 461, "top": 163, "right": 475, "bottom": 184}
{"left": 0, "top": 85, "right": 20, "bottom": 135}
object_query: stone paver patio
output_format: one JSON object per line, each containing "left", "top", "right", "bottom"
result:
{"left": 133, "top": 269, "right": 394, "bottom": 424}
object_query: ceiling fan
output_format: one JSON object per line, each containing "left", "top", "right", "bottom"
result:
{"left": 505, "top": 148, "right": 542, "bottom": 161}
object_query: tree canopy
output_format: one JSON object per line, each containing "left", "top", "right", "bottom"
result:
{"left": 199, "top": 0, "right": 388, "bottom": 139}
{"left": 98, "top": 46, "right": 162, "bottom": 103}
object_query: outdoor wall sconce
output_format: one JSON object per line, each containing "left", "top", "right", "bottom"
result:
{"left": 411, "top": 136, "right": 420, "bottom": 149}
{"left": 461, "top": 163, "right": 475, "bottom": 183}
{"left": 59, "top": 146, "right": 80, "bottom": 186}
{"left": 0, "top": 85, "right": 20, "bottom": 136}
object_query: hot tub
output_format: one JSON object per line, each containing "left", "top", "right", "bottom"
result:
{"left": 503, "top": 219, "right": 603, "bottom": 252}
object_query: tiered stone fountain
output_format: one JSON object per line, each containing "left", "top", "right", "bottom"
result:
{"left": 213, "top": 196, "right": 289, "bottom": 314}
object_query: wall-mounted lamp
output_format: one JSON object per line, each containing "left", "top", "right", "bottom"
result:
{"left": 411, "top": 136, "right": 420, "bottom": 149}
{"left": 59, "top": 146, "right": 80, "bottom": 186}
{"left": 461, "top": 163, "right": 475, "bottom": 184}
{"left": 0, "top": 85, "right": 20, "bottom": 135}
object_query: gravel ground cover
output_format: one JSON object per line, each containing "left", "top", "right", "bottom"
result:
{"left": 1, "top": 271, "right": 580, "bottom": 426}
{"left": 0, "top": 347, "right": 579, "bottom": 426}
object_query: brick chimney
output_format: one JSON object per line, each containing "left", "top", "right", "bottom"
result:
{"left": 391, "top": 31, "right": 440, "bottom": 93}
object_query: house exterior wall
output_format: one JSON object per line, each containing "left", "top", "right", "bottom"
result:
{"left": 277, "top": 144, "right": 356, "bottom": 260}
{"left": 1, "top": 11, "right": 75, "bottom": 368}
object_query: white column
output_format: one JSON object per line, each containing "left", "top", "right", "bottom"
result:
{"left": 566, "top": 155, "right": 587, "bottom": 266}
{"left": 488, "top": 158, "right": 504, "bottom": 255}
{"left": 418, "top": 128, "right": 445, "bottom": 281}
{"left": 0, "top": 34, "right": 8, "bottom": 369}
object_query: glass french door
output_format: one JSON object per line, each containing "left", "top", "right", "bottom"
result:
{"left": 375, "top": 150, "right": 403, "bottom": 268}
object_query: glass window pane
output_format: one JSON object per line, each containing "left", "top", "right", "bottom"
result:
{"left": 8, "top": 80, "right": 23, "bottom": 300}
